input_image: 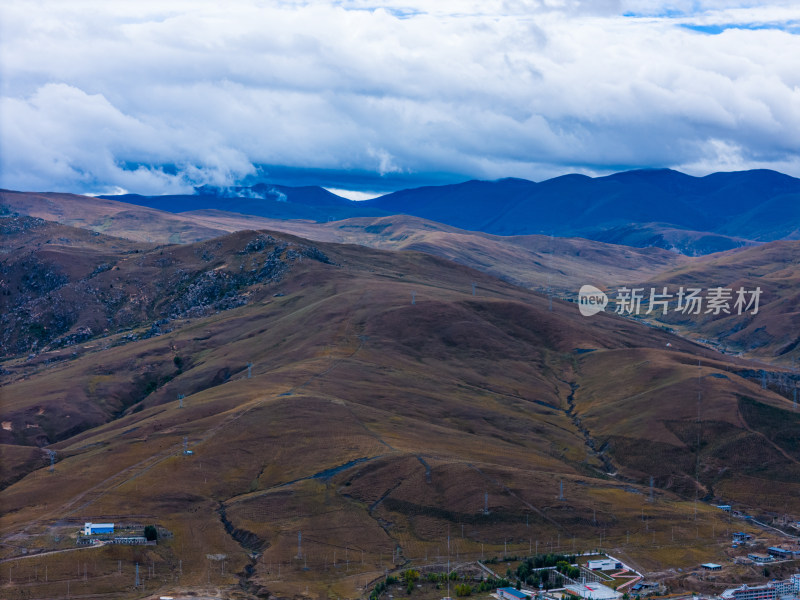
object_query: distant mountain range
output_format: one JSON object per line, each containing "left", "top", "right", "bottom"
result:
{"left": 99, "top": 168, "right": 800, "bottom": 255}
{"left": 106, "top": 182, "right": 387, "bottom": 222}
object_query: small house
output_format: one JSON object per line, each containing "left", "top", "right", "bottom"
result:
{"left": 498, "top": 588, "right": 529, "bottom": 600}
{"left": 84, "top": 522, "right": 114, "bottom": 535}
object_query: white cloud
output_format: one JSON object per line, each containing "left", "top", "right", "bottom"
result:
{"left": 1, "top": 0, "right": 799, "bottom": 194}
{"left": 324, "top": 188, "right": 385, "bottom": 201}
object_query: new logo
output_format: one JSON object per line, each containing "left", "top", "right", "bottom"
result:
{"left": 578, "top": 285, "right": 608, "bottom": 317}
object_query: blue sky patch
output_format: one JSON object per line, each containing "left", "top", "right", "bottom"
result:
{"left": 681, "top": 22, "right": 798, "bottom": 35}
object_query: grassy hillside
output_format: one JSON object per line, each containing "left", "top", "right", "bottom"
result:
{"left": 635, "top": 241, "right": 800, "bottom": 364}
{"left": 1, "top": 220, "right": 795, "bottom": 599}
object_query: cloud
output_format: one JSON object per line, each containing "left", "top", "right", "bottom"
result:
{"left": 324, "top": 188, "right": 385, "bottom": 201}
{"left": 1, "top": 0, "right": 799, "bottom": 194}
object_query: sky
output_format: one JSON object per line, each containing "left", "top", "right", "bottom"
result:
{"left": 1, "top": 0, "right": 799, "bottom": 197}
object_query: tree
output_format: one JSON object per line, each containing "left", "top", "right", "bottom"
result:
{"left": 403, "top": 570, "right": 420, "bottom": 584}
{"left": 144, "top": 525, "right": 158, "bottom": 541}
{"left": 455, "top": 584, "right": 472, "bottom": 597}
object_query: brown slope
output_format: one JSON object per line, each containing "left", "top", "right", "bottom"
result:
{"left": 2, "top": 188, "right": 690, "bottom": 294}
{"left": 632, "top": 240, "right": 800, "bottom": 364}
{"left": 572, "top": 347, "right": 800, "bottom": 508}
{"left": 1, "top": 223, "right": 792, "bottom": 600}
{"left": 0, "top": 189, "right": 228, "bottom": 242}
{"left": 183, "top": 211, "right": 689, "bottom": 293}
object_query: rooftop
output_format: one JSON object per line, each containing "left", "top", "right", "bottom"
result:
{"left": 498, "top": 588, "right": 529, "bottom": 600}
{"left": 565, "top": 583, "right": 621, "bottom": 600}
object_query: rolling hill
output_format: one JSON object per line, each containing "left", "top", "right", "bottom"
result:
{"left": 0, "top": 189, "right": 230, "bottom": 243}
{"left": 1, "top": 190, "right": 689, "bottom": 294}
{"left": 1, "top": 215, "right": 798, "bottom": 600}
{"left": 632, "top": 240, "right": 800, "bottom": 364}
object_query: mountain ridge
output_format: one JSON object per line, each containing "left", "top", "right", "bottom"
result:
{"left": 83, "top": 167, "right": 800, "bottom": 255}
